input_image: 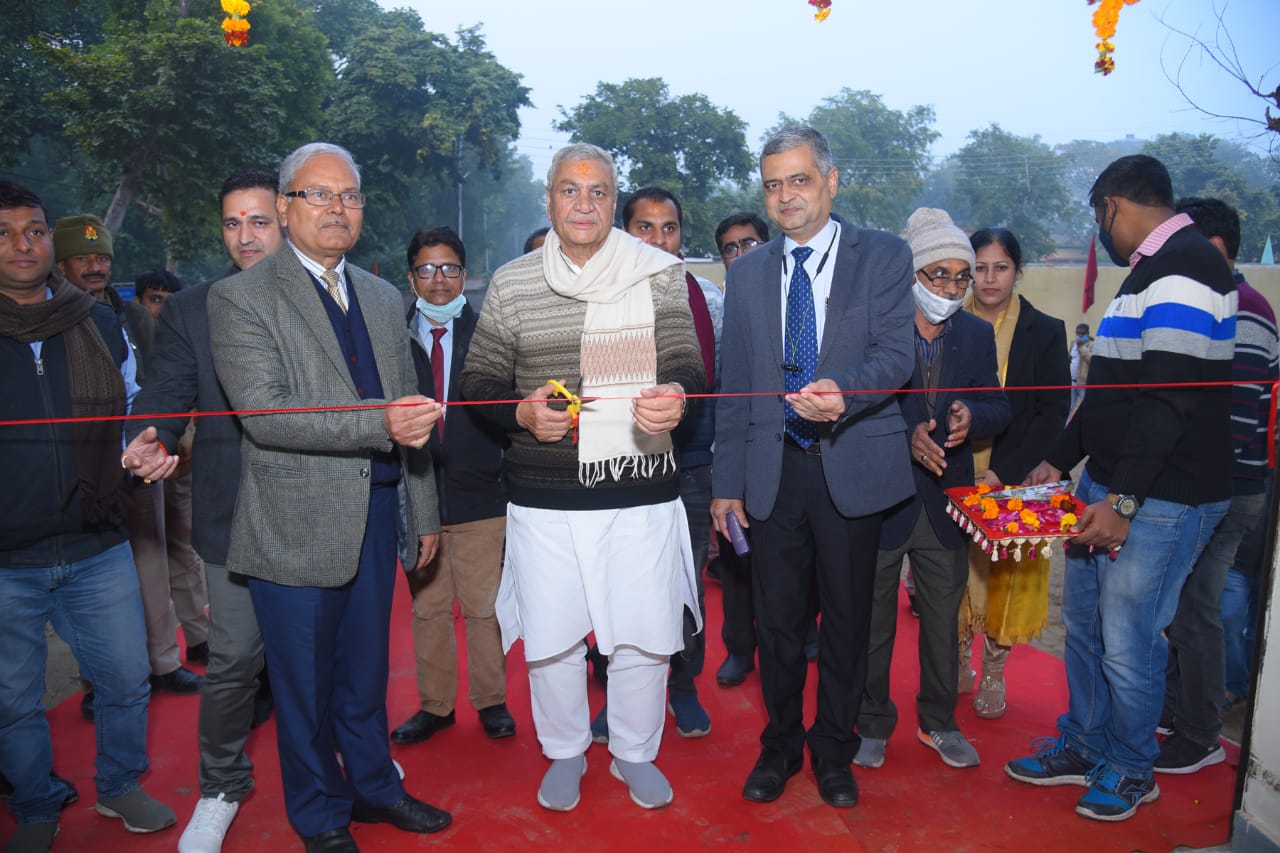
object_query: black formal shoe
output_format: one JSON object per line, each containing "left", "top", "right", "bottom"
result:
{"left": 186, "top": 641, "right": 209, "bottom": 664}
{"left": 812, "top": 756, "right": 859, "bottom": 808}
{"left": 716, "top": 654, "right": 755, "bottom": 687}
{"left": 150, "top": 666, "right": 204, "bottom": 694}
{"left": 303, "top": 827, "right": 359, "bottom": 852}
{"left": 478, "top": 703, "right": 516, "bottom": 739}
{"left": 351, "top": 795, "right": 451, "bottom": 834}
{"left": 390, "top": 710, "right": 455, "bottom": 745}
{"left": 742, "top": 749, "right": 803, "bottom": 803}
{"left": 80, "top": 689, "right": 95, "bottom": 722}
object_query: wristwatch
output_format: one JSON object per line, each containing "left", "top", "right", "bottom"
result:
{"left": 1111, "top": 493, "right": 1140, "bottom": 520}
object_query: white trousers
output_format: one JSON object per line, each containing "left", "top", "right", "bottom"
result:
{"left": 528, "top": 640, "right": 668, "bottom": 762}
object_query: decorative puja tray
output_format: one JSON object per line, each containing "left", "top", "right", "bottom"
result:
{"left": 944, "top": 482, "right": 1086, "bottom": 562}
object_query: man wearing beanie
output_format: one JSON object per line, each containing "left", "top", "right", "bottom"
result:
{"left": 855, "top": 207, "right": 1008, "bottom": 772}
{"left": 53, "top": 214, "right": 206, "bottom": 718}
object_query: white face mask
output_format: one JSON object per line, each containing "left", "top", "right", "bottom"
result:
{"left": 912, "top": 280, "right": 965, "bottom": 325}
{"left": 415, "top": 293, "right": 466, "bottom": 324}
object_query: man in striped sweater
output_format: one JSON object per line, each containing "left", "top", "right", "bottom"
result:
{"left": 1006, "top": 155, "right": 1235, "bottom": 821}
{"left": 1158, "top": 197, "right": 1278, "bottom": 774}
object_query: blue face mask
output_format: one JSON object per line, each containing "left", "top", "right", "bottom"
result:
{"left": 416, "top": 293, "right": 466, "bottom": 325}
{"left": 1097, "top": 201, "right": 1129, "bottom": 267}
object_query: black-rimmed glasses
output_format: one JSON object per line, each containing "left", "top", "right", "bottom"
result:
{"left": 413, "top": 263, "right": 463, "bottom": 280}
{"left": 284, "top": 188, "right": 367, "bottom": 209}
{"left": 720, "top": 238, "right": 761, "bottom": 258}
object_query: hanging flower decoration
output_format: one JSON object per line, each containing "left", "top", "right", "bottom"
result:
{"left": 808, "top": 0, "right": 832, "bottom": 22}
{"left": 221, "top": 0, "right": 251, "bottom": 47}
{"left": 1087, "top": 0, "right": 1139, "bottom": 75}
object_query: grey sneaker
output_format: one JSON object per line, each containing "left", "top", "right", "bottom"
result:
{"left": 610, "top": 759, "right": 673, "bottom": 809}
{"left": 537, "top": 755, "right": 587, "bottom": 812}
{"left": 94, "top": 787, "right": 177, "bottom": 833}
{"left": 917, "top": 728, "right": 980, "bottom": 768}
{"left": 853, "top": 736, "right": 887, "bottom": 769}
{"left": 4, "top": 820, "right": 58, "bottom": 853}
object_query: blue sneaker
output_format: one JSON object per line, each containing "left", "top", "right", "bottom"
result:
{"left": 1076, "top": 765, "right": 1159, "bottom": 821}
{"left": 1005, "top": 735, "right": 1098, "bottom": 786}
{"left": 667, "top": 694, "right": 711, "bottom": 738}
{"left": 590, "top": 706, "right": 609, "bottom": 744}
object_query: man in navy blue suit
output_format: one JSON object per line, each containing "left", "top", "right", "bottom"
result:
{"left": 711, "top": 126, "right": 917, "bottom": 809}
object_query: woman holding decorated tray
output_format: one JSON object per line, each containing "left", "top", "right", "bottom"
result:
{"left": 958, "top": 228, "right": 1070, "bottom": 718}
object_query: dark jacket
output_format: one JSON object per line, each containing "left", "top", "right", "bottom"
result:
{"left": 408, "top": 302, "right": 507, "bottom": 526}
{"left": 987, "top": 296, "right": 1070, "bottom": 487}
{"left": 880, "top": 310, "right": 1011, "bottom": 551}
{"left": 128, "top": 278, "right": 242, "bottom": 565}
{"left": 1, "top": 302, "right": 130, "bottom": 567}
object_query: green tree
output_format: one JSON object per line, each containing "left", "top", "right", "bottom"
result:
{"left": 952, "top": 124, "right": 1072, "bottom": 261}
{"left": 42, "top": 0, "right": 330, "bottom": 262}
{"left": 555, "top": 77, "right": 754, "bottom": 255}
{"left": 773, "top": 89, "right": 938, "bottom": 232}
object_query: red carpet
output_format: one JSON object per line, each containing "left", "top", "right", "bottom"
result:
{"left": 4, "top": 577, "right": 1236, "bottom": 851}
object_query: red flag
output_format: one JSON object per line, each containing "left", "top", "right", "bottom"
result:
{"left": 1083, "top": 234, "right": 1098, "bottom": 313}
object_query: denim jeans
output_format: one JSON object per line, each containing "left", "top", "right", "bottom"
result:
{"left": 1059, "top": 471, "right": 1228, "bottom": 778}
{"left": 670, "top": 464, "right": 710, "bottom": 697}
{"left": 1163, "top": 490, "right": 1266, "bottom": 744}
{"left": 0, "top": 542, "right": 152, "bottom": 823}
{"left": 1221, "top": 569, "right": 1258, "bottom": 700}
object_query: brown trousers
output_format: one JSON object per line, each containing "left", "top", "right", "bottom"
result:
{"left": 406, "top": 515, "right": 507, "bottom": 714}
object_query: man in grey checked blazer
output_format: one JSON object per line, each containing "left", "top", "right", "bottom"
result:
{"left": 206, "top": 143, "right": 448, "bottom": 853}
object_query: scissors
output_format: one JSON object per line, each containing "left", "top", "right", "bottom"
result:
{"left": 547, "top": 379, "right": 592, "bottom": 445}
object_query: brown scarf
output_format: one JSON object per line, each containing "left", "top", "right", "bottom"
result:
{"left": 0, "top": 275, "right": 127, "bottom": 525}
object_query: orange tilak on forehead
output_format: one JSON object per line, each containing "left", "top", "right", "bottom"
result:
{"left": 574, "top": 162, "right": 591, "bottom": 175}
{"left": 239, "top": 211, "right": 247, "bottom": 217}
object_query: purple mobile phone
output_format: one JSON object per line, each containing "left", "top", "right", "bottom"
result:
{"left": 726, "top": 512, "right": 751, "bottom": 556}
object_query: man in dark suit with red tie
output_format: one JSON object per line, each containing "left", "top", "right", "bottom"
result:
{"left": 391, "top": 226, "right": 515, "bottom": 747}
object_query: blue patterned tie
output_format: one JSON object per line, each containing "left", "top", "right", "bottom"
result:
{"left": 784, "top": 246, "right": 819, "bottom": 448}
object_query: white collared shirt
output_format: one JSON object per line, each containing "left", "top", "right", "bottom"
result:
{"left": 410, "top": 312, "right": 453, "bottom": 416}
{"left": 289, "top": 241, "right": 348, "bottom": 310}
{"left": 780, "top": 218, "right": 840, "bottom": 345}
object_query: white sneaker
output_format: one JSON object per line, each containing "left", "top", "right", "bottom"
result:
{"left": 177, "top": 794, "right": 239, "bottom": 853}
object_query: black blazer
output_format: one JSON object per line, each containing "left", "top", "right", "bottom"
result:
{"left": 880, "top": 310, "right": 1011, "bottom": 551}
{"left": 988, "top": 296, "right": 1070, "bottom": 487}
{"left": 129, "top": 278, "right": 242, "bottom": 565}
{"left": 408, "top": 302, "right": 507, "bottom": 526}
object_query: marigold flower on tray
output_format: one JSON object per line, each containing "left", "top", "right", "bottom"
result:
{"left": 1050, "top": 493, "right": 1075, "bottom": 510}
{"left": 1004, "top": 521, "right": 1019, "bottom": 533}
{"left": 975, "top": 484, "right": 992, "bottom": 495}
{"left": 962, "top": 493, "right": 981, "bottom": 507}
{"left": 1006, "top": 497, "right": 1023, "bottom": 511}
{"left": 983, "top": 506, "right": 999, "bottom": 520}
{"left": 1060, "top": 512, "right": 1079, "bottom": 531}
{"left": 1019, "top": 509, "right": 1041, "bottom": 529}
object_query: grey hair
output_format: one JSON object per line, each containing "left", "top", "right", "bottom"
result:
{"left": 546, "top": 143, "right": 618, "bottom": 192}
{"left": 760, "top": 126, "right": 834, "bottom": 175}
{"left": 278, "top": 142, "right": 362, "bottom": 191}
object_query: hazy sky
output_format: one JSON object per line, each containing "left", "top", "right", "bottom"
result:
{"left": 394, "top": 0, "right": 1277, "bottom": 180}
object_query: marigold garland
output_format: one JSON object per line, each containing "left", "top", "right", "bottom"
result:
{"left": 1087, "top": 0, "right": 1139, "bottom": 75}
{"left": 221, "top": 0, "right": 251, "bottom": 47}
{"left": 807, "top": 0, "right": 832, "bottom": 22}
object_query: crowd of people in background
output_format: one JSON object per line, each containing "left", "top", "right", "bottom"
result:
{"left": 1, "top": 126, "right": 1274, "bottom": 853}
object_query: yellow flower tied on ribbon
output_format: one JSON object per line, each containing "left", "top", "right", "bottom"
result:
{"left": 1086, "top": 0, "right": 1139, "bottom": 75}
{"left": 221, "top": 0, "right": 251, "bottom": 46}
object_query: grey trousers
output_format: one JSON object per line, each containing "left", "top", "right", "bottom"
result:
{"left": 197, "top": 562, "right": 265, "bottom": 801}
{"left": 859, "top": 510, "right": 968, "bottom": 739}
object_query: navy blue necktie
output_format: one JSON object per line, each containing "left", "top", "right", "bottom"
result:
{"left": 784, "top": 246, "right": 819, "bottom": 448}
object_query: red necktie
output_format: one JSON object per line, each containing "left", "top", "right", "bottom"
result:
{"left": 430, "top": 327, "right": 446, "bottom": 439}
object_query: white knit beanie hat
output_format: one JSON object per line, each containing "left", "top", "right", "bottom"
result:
{"left": 905, "top": 207, "right": 974, "bottom": 273}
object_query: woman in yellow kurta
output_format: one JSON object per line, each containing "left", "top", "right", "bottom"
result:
{"left": 959, "top": 229, "right": 1071, "bottom": 718}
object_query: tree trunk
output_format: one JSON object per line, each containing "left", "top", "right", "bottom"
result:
{"left": 101, "top": 127, "right": 159, "bottom": 233}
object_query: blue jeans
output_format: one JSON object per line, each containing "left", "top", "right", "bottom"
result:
{"left": 0, "top": 542, "right": 152, "bottom": 823}
{"left": 1059, "top": 471, "right": 1228, "bottom": 778}
{"left": 1221, "top": 568, "right": 1259, "bottom": 700}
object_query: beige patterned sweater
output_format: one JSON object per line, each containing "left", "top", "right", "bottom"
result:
{"left": 459, "top": 248, "right": 704, "bottom": 510}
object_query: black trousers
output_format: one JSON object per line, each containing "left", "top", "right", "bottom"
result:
{"left": 718, "top": 533, "right": 756, "bottom": 657}
{"left": 750, "top": 444, "right": 881, "bottom": 764}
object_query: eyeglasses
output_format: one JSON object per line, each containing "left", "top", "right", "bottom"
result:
{"left": 284, "top": 188, "right": 367, "bottom": 209}
{"left": 918, "top": 268, "right": 974, "bottom": 287}
{"left": 720, "top": 238, "right": 761, "bottom": 258}
{"left": 412, "top": 263, "right": 463, "bottom": 280}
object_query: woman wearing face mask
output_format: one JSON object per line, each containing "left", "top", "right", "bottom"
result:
{"left": 957, "top": 228, "right": 1071, "bottom": 719}
{"left": 854, "top": 208, "right": 1010, "bottom": 773}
